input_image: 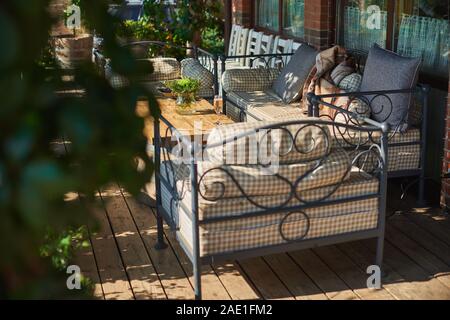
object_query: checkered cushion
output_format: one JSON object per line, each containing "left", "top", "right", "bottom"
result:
{"left": 227, "top": 90, "right": 282, "bottom": 110}
{"left": 338, "top": 73, "right": 363, "bottom": 92}
{"left": 181, "top": 58, "right": 214, "bottom": 98}
{"left": 226, "top": 102, "right": 247, "bottom": 122}
{"left": 409, "top": 99, "right": 423, "bottom": 126}
{"left": 246, "top": 103, "right": 307, "bottom": 122}
{"left": 205, "top": 118, "right": 332, "bottom": 165}
{"left": 197, "top": 148, "right": 350, "bottom": 199}
{"left": 328, "top": 125, "right": 421, "bottom": 171}
{"left": 105, "top": 61, "right": 129, "bottom": 88}
{"left": 105, "top": 57, "right": 181, "bottom": 88}
{"left": 160, "top": 167, "right": 379, "bottom": 257}
{"left": 333, "top": 98, "right": 371, "bottom": 125}
{"left": 142, "top": 57, "right": 181, "bottom": 81}
{"left": 222, "top": 68, "right": 280, "bottom": 93}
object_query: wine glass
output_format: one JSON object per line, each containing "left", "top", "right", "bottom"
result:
{"left": 213, "top": 95, "right": 223, "bottom": 115}
{"left": 213, "top": 95, "right": 224, "bottom": 125}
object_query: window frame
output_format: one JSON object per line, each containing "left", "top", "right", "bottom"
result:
{"left": 336, "top": 0, "right": 449, "bottom": 90}
{"left": 252, "top": 0, "right": 305, "bottom": 42}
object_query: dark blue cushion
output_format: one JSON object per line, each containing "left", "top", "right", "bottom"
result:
{"left": 360, "top": 44, "right": 421, "bottom": 129}
{"left": 272, "top": 44, "right": 318, "bottom": 104}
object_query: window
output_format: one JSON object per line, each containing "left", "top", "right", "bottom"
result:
{"left": 342, "top": 0, "right": 388, "bottom": 51}
{"left": 254, "top": 0, "right": 305, "bottom": 39}
{"left": 339, "top": 0, "right": 449, "bottom": 82}
{"left": 396, "top": 1, "right": 449, "bottom": 78}
{"left": 255, "top": 0, "right": 280, "bottom": 32}
{"left": 283, "top": 0, "right": 305, "bottom": 38}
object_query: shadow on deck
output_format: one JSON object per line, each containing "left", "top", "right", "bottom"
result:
{"left": 74, "top": 181, "right": 450, "bottom": 300}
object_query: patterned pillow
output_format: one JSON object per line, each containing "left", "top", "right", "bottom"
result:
{"left": 141, "top": 57, "right": 181, "bottom": 82}
{"left": 105, "top": 60, "right": 129, "bottom": 89}
{"left": 334, "top": 98, "right": 371, "bottom": 125}
{"left": 360, "top": 44, "right": 421, "bottom": 129}
{"left": 181, "top": 58, "right": 214, "bottom": 97}
{"left": 338, "top": 73, "right": 362, "bottom": 92}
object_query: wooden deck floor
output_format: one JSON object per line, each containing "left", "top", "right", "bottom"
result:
{"left": 75, "top": 184, "right": 450, "bottom": 300}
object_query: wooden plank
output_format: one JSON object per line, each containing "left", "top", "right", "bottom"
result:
{"left": 385, "top": 224, "right": 450, "bottom": 290}
{"left": 212, "top": 262, "right": 261, "bottom": 300}
{"left": 73, "top": 238, "right": 105, "bottom": 300}
{"left": 389, "top": 214, "right": 450, "bottom": 267}
{"left": 403, "top": 211, "right": 450, "bottom": 247}
{"left": 144, "top": 207, "right": 230, "bottom": 300}
{"left": 238, "top": 257, "right": 295, "bottom": 300}
{"left": 100, "top": 192, "right": 166, "bottom": 300}
{"left": 289, "top": 249, "right": 359, "bottom": 300}
{"left": 127, "top": 197, "right": 194, "bottom": 300}
{"left": 89, "top": 204, "right": 135, "bottom": 300}
{"left": 313, "top": 246, "right": 395, "bottom": 300}
{"left": 338, "top": 241, "right": 421, "bottom": 300}
{"left": 263, "top": 254, "right": 328, "bottom": 300}
{"left": 360, "top": 239, "right": 450, "bottom": 300}
{"left": 67, "top": 196, "right": 104, "bottom": 299}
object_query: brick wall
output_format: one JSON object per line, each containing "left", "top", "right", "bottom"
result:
{"left": 230, "top": 0, "right": 335, "bottom": 49}
{"left": 49, "top": 0, "right": 70, "bottom": 36}
{"left": 232, "top": 0, "right": 252, "bottom": 27}
{"left": 441, "top": 78, "right": 450, "bottom": 209}
{"left": 304, "top": 0, "right": 335, "bottom": 49}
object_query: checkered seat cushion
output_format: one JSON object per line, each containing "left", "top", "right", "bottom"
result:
{"left": 246, "top": 103, "right": 307, "bottom": 122}
{"left": 159, "top": 119, "right": 379, "bottom": 257}
{"left": 205, "top": 119, "right": 332, "bottom": 165}
{"left": 160, "top": 162, "right": 379, "bottom": 257}
{"left": 328, "top": 124, "right": 421, "bottom": 172}
{"left": 197, "top": 148, "right": 351, "bottom": 199}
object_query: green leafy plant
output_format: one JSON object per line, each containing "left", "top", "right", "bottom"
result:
{"left": 201, "top": 27, "right": 225, "bottom": 54}
{"left": 40, "top": 226, "right": 90, "bottom": 271}
{"left": 165, "top": 78, "right": 201, "bottom": 95}
{"left": 0, "top": 0, "right": 157, "bottom": 299}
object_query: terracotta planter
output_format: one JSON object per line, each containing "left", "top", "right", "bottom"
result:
{"left": 54, "top": 33, "right": 93, "bottom": 69}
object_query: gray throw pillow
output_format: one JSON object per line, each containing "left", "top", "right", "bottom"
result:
{"left": 360, "top": 44, "right": 421, "bottom": 130}
{"left": 272, "top": 44, "right": 318, "bottom": 104}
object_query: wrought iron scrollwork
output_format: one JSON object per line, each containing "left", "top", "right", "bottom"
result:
{"left": 159, "top": 117, "right": 386, "bottom": 244}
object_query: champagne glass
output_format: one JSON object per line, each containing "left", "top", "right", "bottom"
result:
{"left": 213, "top": 95, "right": 223, "bottom": 114}
{"left": 213, "top": 95, "right": 224, "bottom": 125}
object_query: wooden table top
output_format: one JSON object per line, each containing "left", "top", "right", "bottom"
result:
{"left": 138, "top": 97, "right": 234, "bottom": 142}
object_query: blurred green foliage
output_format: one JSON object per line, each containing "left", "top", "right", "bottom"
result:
{"left": 40, "top": 226, "right": 90, "bottom": 271}
{"left": 118, "top": 0, "right": 224, "bottom": 54}
{"left": 201, "top": 27, "right": 225, "bottom": 55}
{"left": 0, "top": 0, "right": 157, "bottom": 298}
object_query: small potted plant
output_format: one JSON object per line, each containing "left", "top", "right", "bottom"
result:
{"left": 165, "top": 78, "right": 201, "bottom": 115}
{"left": 54, "top": 0, "right": 93, "bottom": 69}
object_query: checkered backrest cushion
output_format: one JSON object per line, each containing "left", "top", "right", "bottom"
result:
{"left": 141, "top": 57, "right": 181, "bottom": 82}
{"left": 205, "top": 118, "right": 331, "bottom": 166}
{"left": 222, "top": 68, "right": 280, "bottom": 93}
{"left": 181, "top": 58, "right": 214, "bottom": 88}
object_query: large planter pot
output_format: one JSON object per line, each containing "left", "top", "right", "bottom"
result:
{"left": 54, "top": 33, "right": 93, "bottom": 69}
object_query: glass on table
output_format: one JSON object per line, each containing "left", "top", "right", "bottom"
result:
{"left": 213, "top": 95, "right": 224, "bottom": 115}
{"left": 213, "top": 95, "right": 224, "bottom": 125}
